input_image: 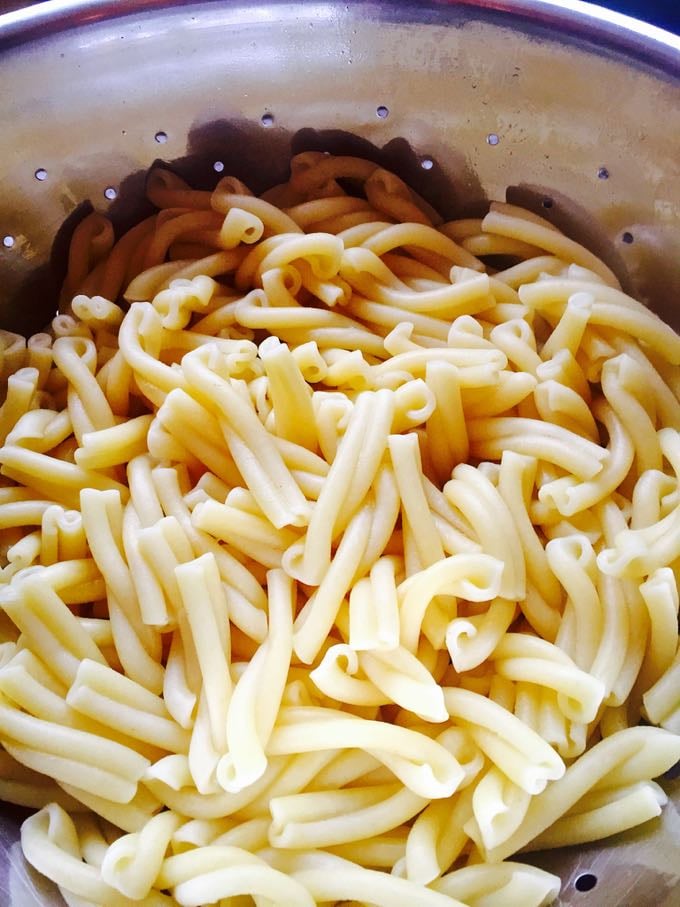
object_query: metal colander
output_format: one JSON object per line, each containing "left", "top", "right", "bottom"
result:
{"left": 0, "top": 1, "right": 678, "bottom": 904}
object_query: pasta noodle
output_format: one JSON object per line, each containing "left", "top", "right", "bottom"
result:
{"left": 0, "top": 150, "right": 678, "bottom": 907}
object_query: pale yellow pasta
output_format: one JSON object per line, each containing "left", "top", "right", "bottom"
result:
{"left": 49, "top": 315, "right": 91, "bottom": 345}
{"left": 466, "top": 765, "right": 531, "bottom": 852}
{"left": 0, "top": 654, "right": 131, "bottom": 769}
{"left": 160, "top": 845, "right": 316, "bottom": 906}
{"left": 6, "top": 556, "right": 102, "bottom": 603}
{"left": 101, "top": 810, "right": 183, "bottom": 899}
{"left": 373, "top": 346, "right": 506, "bottom": 391}
{"left": 192, "top": 498, "right": 298, "bottom": 566}
{"left": 431, "top": 861, "right": 560, "bottom": 907}
{"left": 259, "top": 335, "right": 318, "bottom": 450}
{"left": 466, "top": 416, "right": 607, "bottom": 481}
{"left": 0, "top": 152, "right": 678, "bottom": 907}
{"left": 74, "top": 414, "right": 154, "bottom": 470}
{"left": 606, "top": 332, "right": 680, "bottom": 428}
{"left": 484, "top": 727, "right": 680, "bottom": 862}
{"left": 597, "top": 430, "right": 680, "bottom": 578}
{"left": 39, "top": 504, "right": 87, "bottom": 564}
{"left": 602, "top": 353, "right": 661, "bottom": 473}
{"left": 540, "top": 290, "right": 593, "bottom": 361}
{"left": 182, "top": 345, "right": 310, "bottom": 529}
{"left": 397, "top": 553, "right": 503, "bottom": 654}
{"left": 71, "top": 293, "right": 125, "bottom": 331}
{"left": 364, "top": 169, "right": 437, "bottom": 228}
{"left": 175, "top": 553, "right": 231, "bottom": 750}
{"left": 0, "top": 444, "right": 129, "bottom": 508}
{"left": 342, "top": 251, "right": 490, "bottom": 317}
{"left": 170, "top": 816, "right": 235, "bottom": 852}
{"left": 53, "top": 336, "right": 116, "bottom": 431}
{"left": 630, "top": 468, "right": 676, "bottom": 529}
{"left": 402, "top": 786, "right": 474, "bottom": 885}
{"left": 185, "top": 689, "right": 223, "bottom": 795}
{"left": 112, "top": 577, "right": 168, "bottom": 681}
{"left": 21, "top": 804, "right": 147, "bottom": 906}
{"left": 587, "top": 571, "right": 630, "bottom": 706}
{"left": 534, "top": 377, "right": 599, "bottom": 441}
{"left": 60, "top": 784, "right": 162, "bottom": 836}
{"left": 240, "top": 749, "right": 339, "bottom": 817}
{"left": 482, "top": 205, "right": 620, "bottom": 288}
{"left": 81, "top": 488, "right": 162, "bottom": 655}
{"left": 1, "top": 575, "right": 106, "bottom": 685}
{"left": 0, "top": 366, "right": 40, "bottom": 445}
{"left": 293, "top": 502, "right": 373, "bottom": 663}
{"left": 235, "top": 232, "right": 343, "bottom": 291}
{"left": 157, "top": 473, "right": 268, "bottom": 637}
{"left": 121, "top": 505, "right": 172, "bottom": 630}
{"left": 497, "top": 453, "right": 561, "bottom": 607}
{"left": 282, "top": 850, "right": 463, "bottom": 907}
{"left": 3, "top": 406, "right": 70, "bottom": 454}
{"left": 489, "top": 319, "right": 541, "bottom": 375}
{"left": 212, "top": 191, "right": 303, "bottom": 236}
{"left": 538, "top": 399, "right": 634, "bottom": 517}
{"left": 218, "top": 569, "right": 294, "bottom": 792}
{"left": 425, "top": 360, "right": 469, "bottom": 483}
{"left": 394, "top": 377, "right": 440, "bottom": 427}
{"left": 309, "top": 642, "right": 388, "bottom": 707}
{"left": 348, "top": 555, "right": 400, "bottom": 650}
{"left": 643, "top": 647, "right": 680, "bottom": 732}
{"left": 156, "top": 387, "right": 242, "bottom": 486}
{"left": 67, "top": 658, "right": 188, "bottom": 753}
{"left": 444, "top": 463, "right": 526, "bottom": 601}
{"left": 0, "top": 685, "right": 149, "bottom": 799}
{"left": 290, "top": 391, "right": 388, "bottom": 583}
{"left": 269, "top": 783, "right": 409, "bottom": 849}
{"left": 446, "top": 597, "right": 516, "bottom": 673}
{"left": 546, "top": 534, "right": 600, "bottom": 670}
{"left": 596, "top": 508, "right": 650, "bottom": 710}
{"left": 388, "top": 431, "right": 444, "bottom": 567}
{"left": 526, "top": 780, "right": 667, "bottom": 851}
{"left": 493, "top": 650, "right": 605, "bottom": 725}
{"left": 118, "top": 302, "right": 187, "bottom": 399}
{"left": 162, "top": 631, "right": 197, "bottom": 731}
{"left": 0, "top": 752, "right": 81, "bottom": 812}
{"left": 327, "top": 831, "right": 407, "bottom": 870}
{"left": 360, "top": 646, "right": 448, "bottom": 723}
{"left": 267, "top": 706, "right": 463, "bottom": 799}
{"left": 638, "top": 567, "right": 679, "bottom": 688}
{"left": 444, "top": 687, "right": 565, "bottom": 795}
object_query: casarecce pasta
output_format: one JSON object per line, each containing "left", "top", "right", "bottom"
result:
{"left": 0, "top": 150, "right": 678, "bottom": 906}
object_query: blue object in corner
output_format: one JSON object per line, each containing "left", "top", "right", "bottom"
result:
{"left": 596, "top": 1, "right": 679, "bottom": 34}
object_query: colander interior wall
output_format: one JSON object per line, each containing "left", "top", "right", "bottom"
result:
{"left": 1, "top": 0, "right": 679, "bottom": 334}
{"left": 0, "top": 2, "right": 679, "bottom": 905}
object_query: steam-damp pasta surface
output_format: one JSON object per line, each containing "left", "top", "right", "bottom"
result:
{"left": 0, "top": 150, "right": 678, "bottom": 906}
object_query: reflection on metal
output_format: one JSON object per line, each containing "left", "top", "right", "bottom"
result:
{"left": 0, "top": 1, "right": 678, "bottom": 904}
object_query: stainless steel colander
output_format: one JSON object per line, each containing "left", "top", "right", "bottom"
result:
{"left": 0, "top": 1, "right": 678, "bottom": 904}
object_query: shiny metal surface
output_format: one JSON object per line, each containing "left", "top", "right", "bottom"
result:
{"left": 0, "top": 1, "right": 678, "bottom": 904}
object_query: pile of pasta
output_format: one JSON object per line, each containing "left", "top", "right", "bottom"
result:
{"left": 0, "top": 151, "right": 678, "bottom": 907}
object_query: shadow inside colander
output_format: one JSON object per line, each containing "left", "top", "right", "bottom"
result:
{"left": 11, "top": 118, "right": 487, "bottom": 332}
{"left": 506, "top": 184, "right": 635, "bottom": 297}
{"left": 15, "top": 117, "right": 673, "bottom": 337}
{"left": 506, "top": 183, "right": 680, "bottom": 334}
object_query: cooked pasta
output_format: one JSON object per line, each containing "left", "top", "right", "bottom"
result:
{"left": 0, "top": 150, "right": 678, "bottom": 906}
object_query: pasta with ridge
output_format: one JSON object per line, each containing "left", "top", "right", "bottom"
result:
{"left": 0, "top": 149, "right": 678, "bottom": 906}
